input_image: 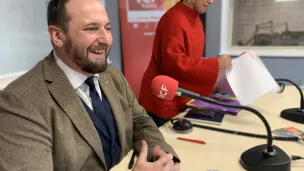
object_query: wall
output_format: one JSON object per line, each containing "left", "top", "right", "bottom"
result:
{"left": 205, "top": 0, "right": 304, "bottom": 84}
{"left": 0, "top": 0, "right": 52, "bottom": 76}
{"left": 106, "top": 0, "right": 123, "bottom": 71}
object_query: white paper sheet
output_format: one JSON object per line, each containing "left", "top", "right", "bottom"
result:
{"left": 216, "top": 70, "right": 235, "bottom": 96}
{"left": 226, "top": 51, "right": 280, "bottom": 105}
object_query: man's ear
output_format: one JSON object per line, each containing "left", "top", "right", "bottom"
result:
{"left": 48, "top": 25, "right": 65, "bottom": 48}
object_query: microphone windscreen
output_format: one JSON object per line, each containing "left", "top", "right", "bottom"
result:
{"left": 151, "top": 75, "right": 179, "bottom": 100}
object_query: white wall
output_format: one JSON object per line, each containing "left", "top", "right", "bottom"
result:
{"left": 0, "top": 0, "right": 52, "bottom": 89}
{"left": 0, "top": 0, "right": 52, "bottom": 75}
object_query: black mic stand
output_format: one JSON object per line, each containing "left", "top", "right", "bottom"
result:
{"left": 275, "top": 79, "right": 304, "bottom": 124}
{"left": 176, "top": 88, "right": 291, "bottom": 171}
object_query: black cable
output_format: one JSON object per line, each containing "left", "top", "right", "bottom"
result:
{"left": 190, "top": 122, "right": 300, "bottom": 142}
{"left": 168, "top": 118, "right": 300, "bottom": 141}
{"left": 291, "top": 155, "right": 304, "bottom": 161}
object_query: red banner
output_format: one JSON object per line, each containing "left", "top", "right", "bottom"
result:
{"left": 119, "top": 0, "right": 179, "bottom": 99}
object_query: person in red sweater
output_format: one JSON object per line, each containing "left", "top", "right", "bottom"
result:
{"left": 139, "top": 0, "right": 232, "bottom": 126}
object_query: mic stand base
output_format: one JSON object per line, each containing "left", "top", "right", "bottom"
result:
{"left": 280, "top": 108, "right": 304, "bottom": 124}
{"left": 240, "top": 144, "right": 291, "bottom": 171}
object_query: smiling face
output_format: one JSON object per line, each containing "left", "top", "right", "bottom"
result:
{"left": 49, "top": 0, "right": 112, "bottom": 75}
{"left": 65, "top": 0, "right": 112, "bottom": 74}
{"left": 192, "top": 0, "right": 214, "bottom": 14}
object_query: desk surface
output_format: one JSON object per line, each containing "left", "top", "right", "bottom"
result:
{"left": 112, "top": 86, "right": 304, "bottom": 171}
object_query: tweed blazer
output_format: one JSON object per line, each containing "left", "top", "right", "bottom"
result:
{"left": 0, "top": 52, "right": 178, "bottom": 171}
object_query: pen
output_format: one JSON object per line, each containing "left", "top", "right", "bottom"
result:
{"left": 128, "top": 151, "right": 136, "bottom": 169}
{"left": 177, "top": 137, "right": 206, "bottom": 144}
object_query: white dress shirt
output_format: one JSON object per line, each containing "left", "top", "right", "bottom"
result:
{"left": 53, "top": 51, "right": 102, "bottom": 111}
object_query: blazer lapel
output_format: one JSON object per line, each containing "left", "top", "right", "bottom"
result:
{"left": 99, "top": 73, "right": 126, "bottom": 161}
{"left": 43, "top": 53, "right": 107, "bottom": 167}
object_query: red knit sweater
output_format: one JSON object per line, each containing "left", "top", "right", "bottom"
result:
{"left": 139, "top": 2, "right": 219, "bottom": 118}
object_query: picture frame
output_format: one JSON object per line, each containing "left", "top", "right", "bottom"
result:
{"left": 219, "top": 0, "right": 304, "bottom": 57}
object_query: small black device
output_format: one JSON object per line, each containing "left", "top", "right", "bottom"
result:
{"left": 171, "top": 118, "right": 193, "bottom": 133}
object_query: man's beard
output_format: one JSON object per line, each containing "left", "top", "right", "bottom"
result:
{"left": 64, "top": 38, "right": 111, "bottom": 74}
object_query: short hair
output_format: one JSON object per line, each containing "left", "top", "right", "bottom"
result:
{"left": 47, "top": 0, "right": 71, "bottom": 32}
{"left": 180, "top": 0, "right": 183, "bottom": 2}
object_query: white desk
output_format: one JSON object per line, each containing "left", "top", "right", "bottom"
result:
{"left": 112, "top": 86, "right": 304, "bottom": 171}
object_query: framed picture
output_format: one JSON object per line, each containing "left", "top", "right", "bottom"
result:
{"left": 220, "top": 0, "right": 304, "bottom": 57}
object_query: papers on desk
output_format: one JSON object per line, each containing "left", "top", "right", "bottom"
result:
{"left": 225, "top": 51, "right": 280, "bottom": 105}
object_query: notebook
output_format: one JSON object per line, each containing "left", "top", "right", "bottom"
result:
{"left": 187, "top": 108, "right": 216, "bottom": 117}
{"left": 184, "top": 111, "right": 225, "bottom": 125}
{"left": 186, "top": 94, "right": 241, "bottom": 115}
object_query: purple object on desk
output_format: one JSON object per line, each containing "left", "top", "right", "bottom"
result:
{"left": 186, "top": 97, "right": 240, "bottom": 115}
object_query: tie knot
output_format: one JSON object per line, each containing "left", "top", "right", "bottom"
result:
{"left": 85, "top": 77, "right": 96, "bottom": 89}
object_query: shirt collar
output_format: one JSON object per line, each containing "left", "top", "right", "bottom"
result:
{"left": 53, "top": 51, "right": 99, "bottom": 89}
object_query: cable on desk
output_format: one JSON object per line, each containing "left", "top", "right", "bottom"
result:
{"left": 291, "top": 155, "right": 304, "bottom": 161}
{"left": 191, "top": 123, "right": 301, "bottom": 142}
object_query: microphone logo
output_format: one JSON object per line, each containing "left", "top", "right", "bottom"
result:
{"left": 158, "top": 84, "right": 168, "bottom": 99}
{"left": 151, "top": 75, "right": 178, "bottom": 100}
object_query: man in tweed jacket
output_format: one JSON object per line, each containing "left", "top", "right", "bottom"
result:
{"left": 0, "top": 0, "right": 180, "bottom": 170}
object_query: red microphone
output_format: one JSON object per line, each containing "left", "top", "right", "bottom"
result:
{"left": 151, "top": 75, "right": 201, "bottom": 101}
{"left": 151, "top": 75, "right": 179, "bottom": 100}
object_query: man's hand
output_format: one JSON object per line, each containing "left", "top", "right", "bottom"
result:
{"left": 152, "top": 145, "right": 180, "bottom": 171}
{"left": 133, "top": 141, "right": 176, "bottom": 171}
{"left": 218, "top": 55, "right": 232, "bottom": 70}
